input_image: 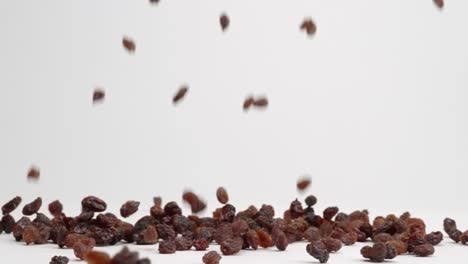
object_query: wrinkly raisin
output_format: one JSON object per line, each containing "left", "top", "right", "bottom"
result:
{"left": 304, "top": 227, "right": 321, "bottom": 242}
{"left": 289, "top": 199, "right": 304, "bottom": 219}
{"left": 22, "top": 197, "right": 42, "bottom": 216}
{"left": 203, "top": 251, "right": 221, "bottom": 264}
{"left": 321, "top": 237, "right": 342, "bottom": 253}
{"left": 82, "top": 196, "right": 107, "bottom": 212}
{"left": 341, "top": 232, "right": 358, "bottom": 245}
{"left": 304, "top": 195, "right": 317, "bottom": 207}
{"left": 2, "top": 196, "right": 22, "bottom": 215}
{"left": 413, "top": 243, "right": 435, "bottom": 257}
{"left": 49, "top": 256, "right": 69, "bottom": 264}
{"left": 134, "top": 225, "right": 158, "bottom": 245}
{"left": 48, "top": 200, "right": 63, "bottom": 216}
{"left": 159, "top": 240, "right": 176, "bottom": 254}
{"left": 220, "top": 236, "right": 243, "bottom": 255}
{"left": 122, "top": 37, "right": 136, "bottom": 53}
{"left": 193, "top": 238, "right": 210, "bottom": 251}
{"left": 73, "top": 241, "right": 94, "bottom": 260}
{"left": 275, "top": 230, "right": 288, "bottom": 251}
{"left": 300, "top": 18, "right": 317, "bottom": 36}
{"left": 256, "top": 228, "right": 273, "bottom": 248}
{"left": 306, "top": 241, "right": 329, "bottom": 263}
{"left": 425, "top": 231, "right": 443, "bottom": 245}
{"left": 245, "top": 229, "right": 259, "bottom": 249}
{"left": 361, "top": 242, "right": 387, "bottom": 262}
{"left": 220, "top": 13, "right": 230, "bottom": 32}
{"left": 111, "top": 246, "right": 139, "bottom": 264}
{"left": 164, "top": 201, "right": 182, "bottom": 216}
{"left": 221, "top": 204, "right": 236, "bottom": 222}
{"left": 13, "top": 216, "right": 32, "bottom": 241}
{"left": 323, "top": 207, "right": 339, "bottom": 221}
{"left": 175, "top": 236, "right": 192, "bottom": 251}
{"left": 120, "top": 201, "right": 140, "bottom": 218}
{"left": 216, "top": 187, "right": 229, "bottom": 204}
{"left": 173, "top": 86, "right": 188, "bottom": 104}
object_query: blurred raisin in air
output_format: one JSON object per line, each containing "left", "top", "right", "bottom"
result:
{"left": 433, "top": 0, "right": 444, "bottom": 9}
{"left": 48, "top": 200, "right": 63, "bottom": 217}
{"left": 253, "top": 97, "right": 268, "bottom": 108}
{"left": 22, "top": 197, "right": 42, "bottom": 216}
{"left": 149, "top": 0, "right": 160, "bottom": 4}
{"left": 2, "top": 196, "right": 22, "bottom": 215}
{"left": 27, "top": 166, "right": 40, "bottom": 181}
{"left": 297, "top": 176, "right": 311, "bottom": 191}
{"left": 216, "top": 187, "right": 229, "bottom": 204}
{"left": 120, "top": 201, "right": 140, "bottom": 218}
{"left": 122, "top": 37, "right": 136, "bottom": 53}
{"left": 300, "top": 18, "right": 317, "bottom": 36}
{"left": 220, "top": 13, "right": 230, "bottom": 31}
{"left": 243, "top": 97, "right": 255, "bottom": 111}
{"left": 93, "top": 89, "right": 105, "bottom": 104}
{"left": 173, "top": 86, "right": 188, "bottom": 104}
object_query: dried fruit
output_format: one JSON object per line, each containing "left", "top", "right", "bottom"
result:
{"left": 274, "top": 230, "right": 288, "bottom": 251}
{"left": 289, "top": 199, "right": 304, "bottom": 219}
{"left": 321, "top": 237, "right": 342, "bottom": 253}
{"left": 220, "top": 13, "right": 230, "bottom": 32}
{"left": 256, "top": 228, "right": 273, "bottom": 248}
{"left": 27, "top": 166, "right": 40, "bottom": 181}
{"left": 216, "top": 187, "right": 229, "bottom": 204}
{"left": 193, "top": 238, "right": 210, "bottom": 251}
{"left": 304, "top": 195, "right": 317, "bottom": 207}
{"left": 360, "top": 242, "right": 387, "bottom": 262}
{"left": 74, "top": 241, "right": 94, "bottom": 260}
{"left": 159, "top": 240, "right": 176, "bottom": 254}
{"left": 134, "top": 225, "right": 158, "bottom": 245}
{"left": 253, "top": 97, "right": 268, "bottom": 108}
{"left": 93, "top": 89, "right": 105, "bottom": 104}
{"left": 173, "top": 86, "right": 188, "bottom": 104}
{"left": 82, "top": 196, "right": 107, "bottom": 212}
{"left": 22, "top": 197, "right": 42, "bottom": 216}
{"left": 111, "top": 246, "right": 139, "bottom": 263}
{"left": 220, "top": 236, "right": 243, "bottom": 255}
{"left": 120, "top": 201, "right": 140, "bottom": 218}
{"left": 2, "top": 196, "right": 22, "bottom": 215}
{"left": 434, "top": 0, "right": 444, "bottom": 9}
{"left": 323, "top": 207, "right": 339, "bottom": 221}
{"left": 413, "top": 244, "right": 435, "bottom": 257}
{"left": 175, "top": 236, "right": 192, "bottom": 251}
{"left": 460, "top": 231, "right": 468, "bottom": 244}
{"left": 49, "top": 256, "right": 69, "bottom": 264}
{"left": 122, "top": 37, "right": 136, "bottom": 53}
{"left": 300, "top": 18, "right": 317, "bottom": 36}
{"left": 203, "top": 251, "right": 222, "bottom": 264}
{"left": 85, "top": 251, "right": 110, "bottom": 264}
{"left": 1, "top": 214, "right": 15, "bottom": 233}
{"left": 425, "top": 231, "right": 443, "bottom": 245}
{"left": 243, "top": 97, "right": 255, "bottom": 111}
{"left": 48, "top": 200, "right": 63, "bottom": 216}
{"left": 306, "top": 241, "right": 329, "bottom": 263}
{"left": 182, "top": 191, "right": 206, "bottom": 214}
{"left": 297, "top": 177, "right": 311, "bottom": 191}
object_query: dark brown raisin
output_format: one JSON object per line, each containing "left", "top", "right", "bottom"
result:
{"left": 111, "top": 246, "right": 139, "bottom": 263}
{"left": 434, "top": 0, "right": 444, "bottom": 9}
{"left": 27, "top": 166, "right": 40, "bottom": 181}
{"left": 120, "top": 201, "right": 140, "bottom": 218}
{"left": 306, "top": 241, "right": 329, "bottom": 263}
{"left": 182, "top": 191, "right": 206, "bottom": 214}
{"left": 220, "top": 236, "right": 243, "bottom": 255}
{"left": 13, "top": 216, "right": 32, "bottom": 241}
{"left": 274, "top": 230, "right": 288, "bottom": 251}
{"left": 22, "top": 197, "right": 42, "bottom": 216}
{"left": 300, "top": 18, "right": 317, "bottom": 36}
{"left": 93, "top": 89, "right": 105, "bottom": 104}
{"left": 413, "top": 243, "right": 435, "bottom": 257}
{"left": 243, "top": 97, "right": 255, "bottom": 111}
{"left": 425, "top": 231, "right": 443, "bottom": 245}
{"left": 220, "top": 13, "right": 230, "bottom": 32}
{"left": 444, "top": 218, "right": 457, "bottom": 233}
{"left": 159, "top": 240, "right": 176, "bottom": 254}
{"left": 2, "top": 196, "right": 22, "bottom": 215}
{"left": 323, "top": 207, "right": 339, "bottom": 221}
{"left": 297, "top": 177, "right": 311, "bottom": 191}
{"left": 48, "top": 200, "right": 63, "bottom": 216}
{"left": 460, "top": 230, "right": 468, "bottom": 244}
{"left": 84, "top": 251, "right": 110, "bottom": 264}
{"left": 173, "top": 86, "right": 188, "bottom": 104}
{"left": 304, "top": 195, "right": 317, "bottom": 207}
{"left": 175, "top": 236, "right": 192, "bottom": 251}
{"left": 49, "top": 256, "right": 69, "bottom": 264}
{"left": 134, "top": 225, "right": 158, "bottom": 245}
{"left": 360, "top": 242, "right": 387, "bottom": 262}
{"left": 289, "top": 199, "right": 304, "bottom": 219}
{"left": 193, "top": 238, "right": 210, "bottom": 251}
{"left": 321, "top": 237, "right": 342, "bottom": 253}
{"left": 82, "top": 196, "right": 107, "bottom": 212}
{"left": 122, "top": 37, "right": 136, "bottom": 53}
{"left": 216, "top": 187, "right": 229, "bottom": 204}
{"left": 221, "top": 204, "right": 236, "bottom": 222}
{"left": 203, "top": 251, "right": 222, "bottom": 264}
{"left": 385, "top": 243, "right": 397, "bottom": 259}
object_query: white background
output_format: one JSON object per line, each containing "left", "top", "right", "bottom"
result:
{"left": 1, "top": 0, "right": 468, "bottom": 263}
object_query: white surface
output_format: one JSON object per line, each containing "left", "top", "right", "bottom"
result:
{"left": 1, "top": 0, "right": 468, "bottom": 263}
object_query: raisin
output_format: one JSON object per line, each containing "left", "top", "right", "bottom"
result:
{"left": 413, "top": 243, "right": 435, "bottom": 257}
{"left": 64, "top": 233, "right": 96, "bottom": 248}
{"left": 296, "top": 177, "right": 311, "bottom": 191}
{"left": 193, "top": 238, "right": 210, "bottom": 250}
{"left": 275, "top": 230, "right": 288, "bottom": 251}
{"left": 21, "top": 197, "right": 42, "bottom": 216}
{"left": 304, "top": 227, "right": 321, "bottom": 242}
{"left": 385, "top": 243, "right": 397, "bottom": 259}
{"left": 50, "top": 225, "right": 68, "bottom": 248}
{"left": 341, "top": 232, "right": 358, "bottom": 245}
{"left": 306, "top": 241, "right": 329, "bottom": 263}
{"left": 434, "top": 0, "right": 444, "bottom": 9}
{"left": 120, "top": 201, "right": 140, "bottom": 218}
{"left": 93, "top": 89, "right": 105, "bottom": 104}
{"left": 244, "top": 229, "right": 259, "bottom": 249}
{"left": 111, "top": 246, "right": 139, "bottom": 263}
{"left": 256, "top": 228, "right": 273, "bottom": 248}
{"left": 76, "top": 210, "right": 94, "bottom": 222}
{"left": 122, "top": 37, "right": 136, "bottom": 53}
{"left": 220, "top": 236, "right": 243, "bottom": 255}
{"left": 360, "top": 242, "right": 387, "bottom": 262}
{"left": 300, "top": 18, "right": 317, "bottom": 36}
{"left": 232, "top": 219, "right": 249, "bottom": 236}
{"left": 153, "top": 197, "right": 162, "bottom": 207}
{"left": 2, "top": 196, "right": 22, "bottom": 215}
{"left": 386, "top": 240, "right": 408, "bottom": 255}
{"left": 73, "top": 241, "right": 94, "bottom": 260}
{"left": 289, "top": 199, "right": 304, "bottom": 219}
{"left": 149, "top": 0, "right": 160, "bottom": 4}
{"left": 82, "top": 196, "right": 107, "bottom": 212}
{"left": 85, "top": 251, "right": 110, "bottom": 264}
{"left": 13, "top": 216, "right": 32, "bottom": 241}
{"left": 373, "top": 233, "right": 393, "bottom": 243}
{"left": 216, "top": 187, "right": 229, "bottom": 204}
{"left": 23, "top": 224, "right": 44, "bottom": 244}
{"left": 203, "top": 251, "right": 222, "bottom": 264}
{"left": 243, "top": 97, "right": 255, "bottom": 111}
{"left": 27, "top": 166, "right": 40, "bottom": 181}
{"left": 219, "top": 13, "right": 230, "bottom": 32}
{"left": 444, "top": 217, "right": 458, "bottom": 234}
{"left": 134, "top": 225, "right": 158, "bottom": 245}
{"left": 175, "top": 236, "right": 193, "bottom": 251}
{"left": 48, "top": 200, "right": 63, "bottom": 217}
{"left": 137, "top": 259, "right": 151, "bottom": 264}
{"left": 460, "top": 230, "right": 468, "bottom": 244}
{"left": 321, "top": 237, "right": 342, "bottom": 253}
{"left": 221, "top": 204, "right": 236, "bottom": 222}
{"left": 182, "top": 191, "right": 206, "bottom": 214}
{"left": 304, "top": 195, "right": 317, "bottom": 207}
{"left": 253, "top": 97, "right": 268, "bottom": 108}
{"left": 173, "top": 86, "right": 188, "bottom": 104}
{"left": 49, "top": 256, "right": 69, "bottom": 264}
{"left": 164, "top": 201, "right": 182, "bottom": 216}
{"left": 323, "top": 207, "right": 339, "bottom": 221}
{"left": 425, "top": 231, "right": 443, "bottom": 245}
{"left": 159, "top": 240, "right": 176, "bottom": 254}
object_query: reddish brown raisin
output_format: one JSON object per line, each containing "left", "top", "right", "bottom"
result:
{"left": 413, "top": 243, "right": 435, "bottom": 257}
{"left": 48, "top": 200, "right": 63, "bottom": 216}
{"left": 245, "top": 229, "right": 259, "bottom": 249}
{"left": 73, "top": 241, "right": 94, "bottom": 260}
{"left": 306, "top": 241, "right": 329, "bottom": 263}
{"left": 323, "top": 207, "right": 339, "bottom": 221}
{"left": 360, "top": 242, "right": 387, "bottom": 262}
{"left": 173, "top": 86, "right": 188, "bottom": 104}
{"left": 289, "top": 199, "right": 304, "bottom": 219}
{"left": 22, "top": 197, "right": 42, "bottom": 216}
{"left": 120, "top": 200, "right": 140, "bottom": 218}
{"left": 297, "top": 177, "right": 311, "bottom": 191}
{"left": 434, "top": 0, "right": 444, "bottom": 9}
{"left": 82, "top": 196, "right": 107, "bottom": 212}
{"left": 111, "top": 246, "right": 139, "bottom": 263}
{"left": 216, "top": 187, "right": 229, "bottom": 204}
{"left": 193, "top": 238, "right": 210, "bottom": 251}
{"left": 275, "top": 230, "right": 289, "bottom": 251}
{"left": 256, "top": 229, "right": 273, "bottom": 248}
{"left": 220, "top": 236, "right": 243, "bottom": 255}
{"left": 175, "top": 237, "right": 192, "bottom": 251}
{"left": 253, "top": 97, "right": 268, "bottom": 108}
{"left": 321, "top": 237, "right": 342, "bottom": 253}
{"left": 300, "top": 18, "right": 317, "bottom": 36}
{"left": 203, "top": 251, "right": 222, "bottom": 264}
{"left": 122, "top": 37, "right": 136, "bottom": 53}
{"left": 93, "top": 89, "right": 105, "bottom": 104}
{"left": 84, "top": 251, "right": 110, "bottom": 264}
{"left": 2, "top": 196, "right": 22, "bottom": 215}
{"left": 220, "top": 13, "right": 230, "bottom": 32}
{"left": 425, "top": 231, "right": 443, "bottom": 245}
{"left": 159, "top": 240, "right": 176, "bottom": 254}
{"left": 27, "top": 166, "right": 40, "bottom": 181}
{"left": 49, "top": 256, "right": 69, "bottom": 264}
{"left": 134, "top": 225, "right": 158, "bottom": 245}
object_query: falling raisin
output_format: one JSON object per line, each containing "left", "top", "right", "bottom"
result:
{"left": 203, "top": 251, "right": 222, "bottom": 264}
{"left": 243, "top": 97, "right": 255, "bottom": 111}
{"left": 111, "top": 246, "right": 139, "bottom": 263}
{"left": 49, "top": 256, "right": 69, "bottom": 264}
{"left": 433, "top": 0, "right": 444, "bottom": 9}
{"left": 306, "top": 241, "right": 329, "bottom": 263}
{"left": 2, "top": 214, "right": 15, "bottom": 234}
{"left": 120, "top": 200, "right": 140, "bottom": 218}
{"left": 122, "top": 37, "right": 136, "bottom": 53}
{"left": 220, "top": 13, "right": 230, "bottom": 32}
{"left": 173, "top": 86, "right": 188, "bottom": 104}
{"left": 304, "top": 195, "right": 317, "bottom": 207}
{"left": 82, "top": 196, "right": 107, "bottom": 212}
{"left": 297, "top": 177, "right": 311, "bottom": 191}
{"left": 48, "top": 200, "right": 63, "bottom": 216}
{"left": 2, "top": 196, "right": 22, "bottom": 215}
{"left": 413, "top": 243, "right": 435, "bottom": 257}
{"left": 27, "top": 166, "right": 40, "bottom": 181}
{"left": 216, "top": 187, "right": 229, "bottom": 204}
{"left": 253, "top": 97, "right": 268, "bottom": 108}
{"left": 22, "top": 197, "right": 42, "bottom": 216}
{"left": 159, "top": 240, "right": 177, "bottom": 254}
{"left": 93, "top": 89, "right": 105, "bottom": 104}
{"left": 300, "top": 18, "right": 317, "bottom": 36}
{"left": 153, "top": 197, "right": 162, "bottom": 207}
